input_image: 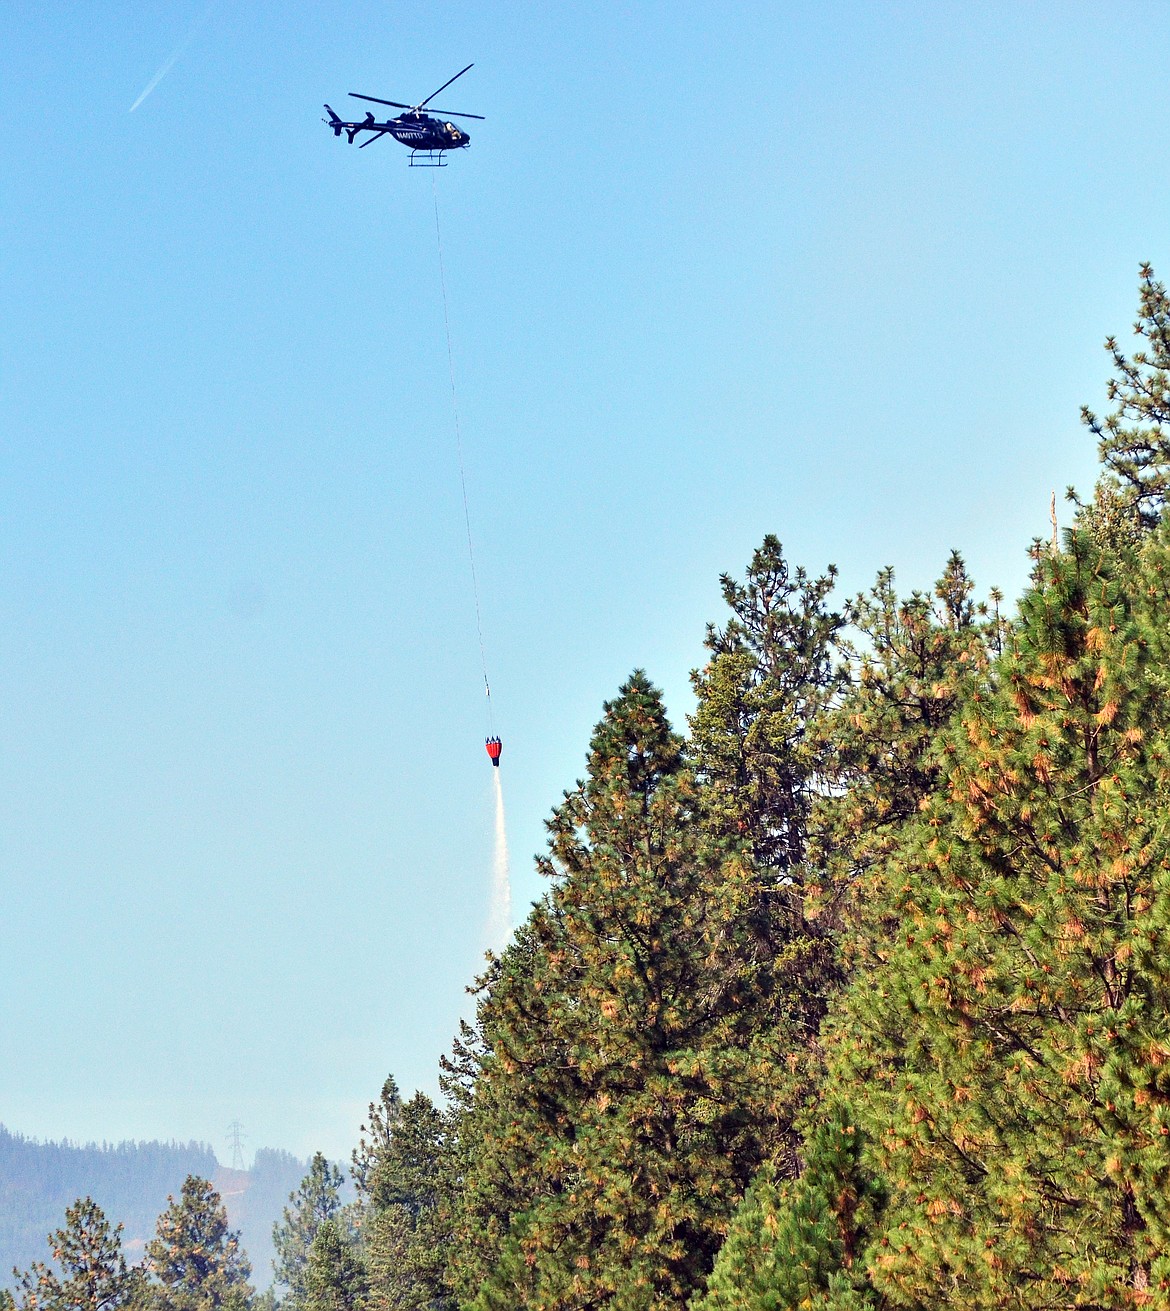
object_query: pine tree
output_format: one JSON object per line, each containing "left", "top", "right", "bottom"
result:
{"left": 362, "top": 1092, "right": 451, "bottom": 1311}
{"left": 273, "top": 1155, "right": 344, "bottom": 1309}
{"left": 831, "top": 528, "right": 1170, "bottom": 1307}
{"left": 447, "top": 672, "right": 791, "bottom": 1310}
{"left": 361, "top": 1210, "right": 408, "bottom": 1311}
{"left": 14, "top": 1198, "right": 143, "bottom": 1311}
{"left": 1081, "top": 264, "right": 1170, "bottom": 530}
{"left": 437, "top": 930, "right": 554, "bottom": 1305}
{"left": 302, "top": 1223, "right": 366, "bottom": 1311}
{"left": 689, "top": 534, "right": 844, "bottom": 875}
{"left": 810, "top": 552, "right": 1000, "bottom": 950}
{"left": 687, "top": 538, "right": 848, "bottom": 1173}
{"left": 351, "top": 1079, "right": 402, "bottom": 1205}
{"left": 694, "top": 1108, "right": 882, "bottom": 1311}
{"left": 145, "top": 1177, "right": 252, "bottom": 1311}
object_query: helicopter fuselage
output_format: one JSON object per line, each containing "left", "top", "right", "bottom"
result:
{"left": 386, "top": 112, "right": 470, "bottom": 151}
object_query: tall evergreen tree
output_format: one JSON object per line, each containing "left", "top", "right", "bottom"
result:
{"left": 447, "top": 672, "right": 792, "bottom": 1310}
{"left": 351, "top": 1080, "right": 402, "bottom": 1205}
{"left": 437, "top": 931, "right": 552, "bottom": 1306}
{"left": 687, "top": 538, "right": 848, "bottom": 1169}
{"left": 273, "top": 1155, "right": 344, "bottom": 1309}
{"left": 831, "top": 529, "right": 1170, "bottom": 1307}
{"left": 362, "top": 1093, "right": 450, "bottom": 1311}
{"left": 145, "top": 1177, "right": 252, "bottom": 1311}
{"left": 689, "top": 534, "right": 844, "bottom": 875}
{"left": 1081, "top": 263, "right": 1170, "bottom": 530}
{"left": 14, "top": 1199, "right": 142, "bottom": 1311}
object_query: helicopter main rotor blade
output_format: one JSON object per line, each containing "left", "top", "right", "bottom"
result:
{"left": 416, "top": 62, "right": 474, "bottom": 110}
{"left": 358, "top": 129, "right": 390, "bottom": 148}
{"left": 349, "top": 93, "right": 414, "bottom": 109}
{"left": 423, "top": 106, "right": 485, "bottom": 120}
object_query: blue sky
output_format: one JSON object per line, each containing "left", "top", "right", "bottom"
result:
{"left": 2, "top": 1, "right": 1167, "bottom": 1164}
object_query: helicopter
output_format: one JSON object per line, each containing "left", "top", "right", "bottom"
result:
{"left": 323, "top": 63, "right": 484, "bottom": 166}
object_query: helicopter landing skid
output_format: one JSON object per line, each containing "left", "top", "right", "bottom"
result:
{"left": 409, "top": 150, "right": 447, "bottom": 167}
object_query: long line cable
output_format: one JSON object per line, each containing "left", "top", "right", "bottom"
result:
{"left": 432, "top": 174, "right": 493, "bottom": 732}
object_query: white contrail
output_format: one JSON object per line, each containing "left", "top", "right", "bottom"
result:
{"left": 487, "top": 769, "right": 511, "bottom": 951}
{"left": 130, "top": 1, "right": 217, "bottom": 112}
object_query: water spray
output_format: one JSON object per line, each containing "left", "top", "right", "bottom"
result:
{"left": 487, "top": 769, "right": 512, "bottom": 950}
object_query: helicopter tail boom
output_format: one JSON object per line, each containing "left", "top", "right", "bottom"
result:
{"left": 323, "top": 106, "right": 377, "bottom": 145}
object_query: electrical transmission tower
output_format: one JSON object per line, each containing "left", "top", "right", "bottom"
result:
{"left": 226, "top": 1120, "right": 248, "bottom": 1171}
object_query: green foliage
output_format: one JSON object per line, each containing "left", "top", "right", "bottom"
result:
{"left": 351, "top": 1082, "right": 402, "bottom": 1206}
{"left": 273, "top": 1156, "right": 344, "bottom": 1308}
{"left": 1073, "top": 479, "right": 1147, "bottom": 555}
{"left": 13, "top": 1198, "right": 143, "bottom": 1311}
{"left": 1082, "top": 264, "right": 1170, "bottom": 530}
{"left": 695, "top": 1108, "right": 882, "bottom": 1311}
{"left": 366, "top": 1093, "right": 444, "bottom": 1221}
{"left": 302, "top": 1223, "right": 366, "bottom": 1311}
{"left": 688, "top": 538, "right": 850, "bottom": 1170}
{"left": 831, "top": 529, "right": 1170, "bottom": 1307}
{"left": 145, "top": 1177, "right": 252, "bottom": 1311}
{"left": 811, "top": 552, "right": 1001, "bottom": 954}
{"left": 361, "top": 1209, "right": 408, "bottom": 1311}
{"left": 689, "top": 534, "right": 844, "bottom": 877}
{"left": 437, "top": 936, "right": 543, "bottom": 1305}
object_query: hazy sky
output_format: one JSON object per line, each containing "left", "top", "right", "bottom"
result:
{"left": 2, "top": 1, "right": 1167, "bottom": 1164}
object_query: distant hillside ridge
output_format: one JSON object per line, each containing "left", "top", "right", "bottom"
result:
{"left": 216, "top": 1147, "right": 314, "bottom": 1287}
{"left": 0, "top": 1125, "right": 307, "bottom": 1291}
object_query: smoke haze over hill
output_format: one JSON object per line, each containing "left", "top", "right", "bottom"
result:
{"left": 0, "top": 1126, "right": 309, "bottom": 1291}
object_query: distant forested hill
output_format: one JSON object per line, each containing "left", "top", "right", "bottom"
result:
{"left": 0, "top": 1126, "right": 307, "bottom": 1290}
{"left": 218, "top": 1147, "right": 313, "bottom": 1287}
